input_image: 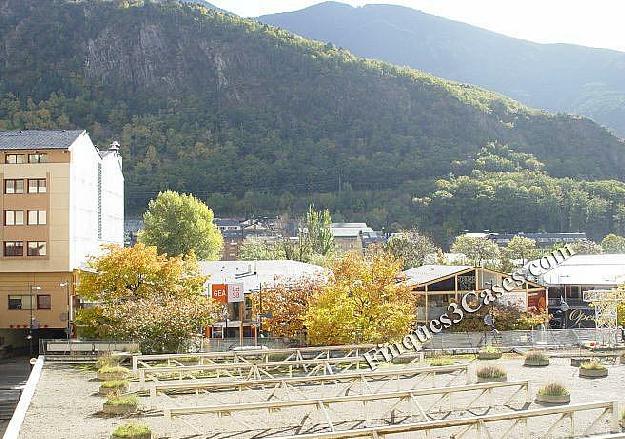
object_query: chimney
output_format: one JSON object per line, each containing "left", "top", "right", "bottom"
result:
{"left": 109, "top": 141, "right": 120, "bottom": 152}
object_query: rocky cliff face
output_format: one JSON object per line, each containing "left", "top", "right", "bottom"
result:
{"left": 0, "top": 0, "right": 624, "bottom": 222}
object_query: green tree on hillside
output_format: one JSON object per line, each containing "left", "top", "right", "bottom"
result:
{"left": 238, "top": 237, "right": 286, "bottom": 260}
{"left": 385, "top": 230, "right": 439, "bottom": 269}
{"left": 601, "top": 234, "right": 625, "bottom": 254}
{"left": 300, "top": 205, "right": 335, "bottom": 257}
{"left": 567, "top": 239, "right": 603, "bottom": 255}
{"left": 451, "top": 234, "right": 500, "bottom": 267}
{"left": 506, "top": 236, "right": 539, "bottom": 265}
{"left": 139, "top": 191, "right": 223, "bottom": 260}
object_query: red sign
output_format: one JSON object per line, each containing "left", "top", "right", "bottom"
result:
{"left": 211, "top": 284, "right": 228, "bottom": 304}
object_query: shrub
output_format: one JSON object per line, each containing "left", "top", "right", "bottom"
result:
{"left": 429, "top": 357, "right": 454, "bottom": 366}
{"left": 98, "top": 365, "right": 130, "bottom": 381}
{"left": 99, "top": 380, "right": 129, "bottom": 396}
{"left": 96, "top": 354, "right": 120, "bottom": 369}
{"left": 105, "top": 395, "right": 138, "bottom": 407}
{"left": 580, "top": 360, "right": 606, "bottom": 370}
{"left": 524, "top": 350, "right": 549, "bottom": 365}
{"left": 476, "top": 365, "right": 506, "bottom": 379}
{"left": 111, "top": 422, "right": 151, "bottom": 439}
{"left": 482, "top": 345, "right": 501, "bottom": 354}
{"left": 538, "top": 383, "right": 569, "bottom": 397}
{"left": 101, "top": 380, "right": 128, "bottom": 389}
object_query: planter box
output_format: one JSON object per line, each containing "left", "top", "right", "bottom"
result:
{"left": 477, "top": 352, "right": 502, "bottom": 360}
{"left": 111, "top": 433, "right": 151, "bottom": 439}
{"left": 524, "top": 359, "right": 549, "bottom": 367}
{"left": 570, "top": 358, "right": 591, "bottom": 367}
{"left": 103, "top": 403, "right": 138, "bottom": 415}
{"left": 579, "top": 368, "right": 608, "bottom": 378}
{"left": 98, "top": 384, "right": 129, "bottom": 396}
{"left": 535, "top": 394, "right": 570, "bottom": 405}
{"left": 477, "top": 376, "right": 507, "bottom": 383}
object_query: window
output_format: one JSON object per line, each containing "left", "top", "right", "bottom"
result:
{"left": 4, "top": 210, "right": 24, "bottom": 226}
{"left": 28, "top": 179, "right": 47, "bottom": 193}
{"left": 27, "top": 210, "right": 46, "bottom": 225}
{"left": 5, "top": 154, "right": 26, "bottom": 164}
{"left": 8, "top": 295, "right": 33, "bottom": 310}
{"left": 4, "top": 241, "right": 23, "bottom": 257}
{"left": 27, "top": 241, "right": 47, "bottom": 256}
{"left": 37, "top": 295, "right": 51, "bottom": 310}
{"left": 4, "top": 179, "right": 24, "bottom": 194}
{"left": 28, "top": 154, "right": 47, "bottom": 164}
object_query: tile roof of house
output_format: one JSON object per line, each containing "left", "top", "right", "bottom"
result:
{"left": 0, "top": 130, "right": 85, "bottom": 150}
{"left": 403, "top": 264, "right": 473, "bottom": 286}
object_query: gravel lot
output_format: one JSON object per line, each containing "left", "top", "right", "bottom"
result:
{"left": 17, "top": 355, "right": 625, "bottom": 438}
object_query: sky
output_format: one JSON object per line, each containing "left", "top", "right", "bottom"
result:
{"left": 208, "top": 0, "right": 625, "bottom": 52}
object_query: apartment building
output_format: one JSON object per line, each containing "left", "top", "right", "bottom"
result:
{"left": 0, "top": 130, "right": 124, "bottom": 351}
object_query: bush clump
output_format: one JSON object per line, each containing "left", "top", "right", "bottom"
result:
{"left": 96, "top": 354, "right": 121, "bottom": 370}
{"left": 524, "top": 350, "right": 549, "bottom": 366}
{"left": 476, "top": 365, "right": 507, "bottom": 379}
{"left": 580, "top": 360, "right": 606, "bottom": 370}
{"left": 429, "top": 357, "right": 454, "bottom": 366}
{"left": 99, "top": 380, "right": 129, "bottom": 396}
{"left": 538, "top": 383, "right": 569, "bottom": 397}
{"left": 103, "top": 395, "right": 139, "bottom": 415}
{"left": 111, "top": 422, "right": 151, "bottom": 439}
{"left": 98, "top": 365, "right": 130, "bottom": 381}
{"left": 477, "top": 345, "right": 502, "bottom": 360}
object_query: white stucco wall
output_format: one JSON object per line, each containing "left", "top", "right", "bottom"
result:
{"left": 68, "top": 134, "right": 124, "bottom": 268}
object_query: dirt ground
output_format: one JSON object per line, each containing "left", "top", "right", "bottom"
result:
{"left": 17, "top": 355, "right": 625, "bottom": 438}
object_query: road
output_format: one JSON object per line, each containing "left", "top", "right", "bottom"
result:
{"left": 0, "top": 357, "right": 30, "bottom": 436}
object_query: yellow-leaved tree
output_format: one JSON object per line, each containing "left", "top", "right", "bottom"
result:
{"left": 305, "top": 248, "right": 416, "bottom": 345}
{"left": 75, "top": 243, "right": 223, "bottom": 353}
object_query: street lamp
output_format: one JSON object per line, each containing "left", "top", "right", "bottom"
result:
{"left": 60, "top": 281, "right": 72, "bottom": 339}
{"left": 29, "top": 285, "right": 41, "bottom": 358}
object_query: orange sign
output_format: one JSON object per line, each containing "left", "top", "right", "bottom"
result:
{"left": 211, "top": 284, "right": 228, "bottom": 304}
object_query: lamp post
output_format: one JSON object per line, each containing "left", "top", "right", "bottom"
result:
{"left": 60, "top": 281, "right": 72, "bottom": 339}
{"left": 28, "top": 285, "right": 41, "bottom": 359}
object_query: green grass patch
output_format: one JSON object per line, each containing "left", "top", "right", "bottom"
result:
{"left": 111, "top": 422, "right": 151, "bottom": 438}
{"left": 105, "top": 395, "right": 138, "bottom": 407}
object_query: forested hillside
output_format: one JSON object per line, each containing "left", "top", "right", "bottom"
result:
{"left": 261, "top": 2, "right": 625, "bottom": 137}
{"left": 1, "top": 0, "right": 625, "bottom": 240}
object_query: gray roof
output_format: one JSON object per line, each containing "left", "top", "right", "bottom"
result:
{"left": 199, "top": 260, "right": 326, "bottom": 291}
{"left": 533, "top": 254, "right": 625, "bottom": 286}
{"left": 403, "top": 265, "right": 472, "bottom": 286}
{"left": 0, "top": 130, "right": 84, "bottom": 150}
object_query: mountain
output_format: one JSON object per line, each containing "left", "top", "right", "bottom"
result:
{"left": 1, "top": 0, "right": 625, "bottom": 240}
{"left": 260, "top": 2, "right": 625, "bottom": 137}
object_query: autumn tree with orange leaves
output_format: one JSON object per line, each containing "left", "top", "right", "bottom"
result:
{"left": 251, "top": 278, "right": 324, "bottom": 339}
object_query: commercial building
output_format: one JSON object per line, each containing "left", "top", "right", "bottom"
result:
{"left": 402, "top": 265, "right": 547, "bottom": 323}
{"left": 530, "top": 254, "right": 625, "bottom": 328}
{"left": 199, "top": 260, "right": 325, "bottom": 339}
{"left": 0, "top": 130, "right": 124, "bottom": 351}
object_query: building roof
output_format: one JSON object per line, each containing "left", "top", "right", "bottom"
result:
{"left": 403, "top": 265, "right": 472, "bottom": 286}
{"left": 0, "top": 130, "right": 85, "bottom": 150}
{"left": 331, "top": 222, "right": 369, "bottom": 228}
{"left": 536, "top": 254, "right": 625, "bottom": 286}
{"left": 199, "top": 260, "right": 326, "bottom": 291}
{"left": 331, "top": 223, "right": 374, "bottom": 238}
{"left": 215, "top": 218, "right": 242, "bottom": 227}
